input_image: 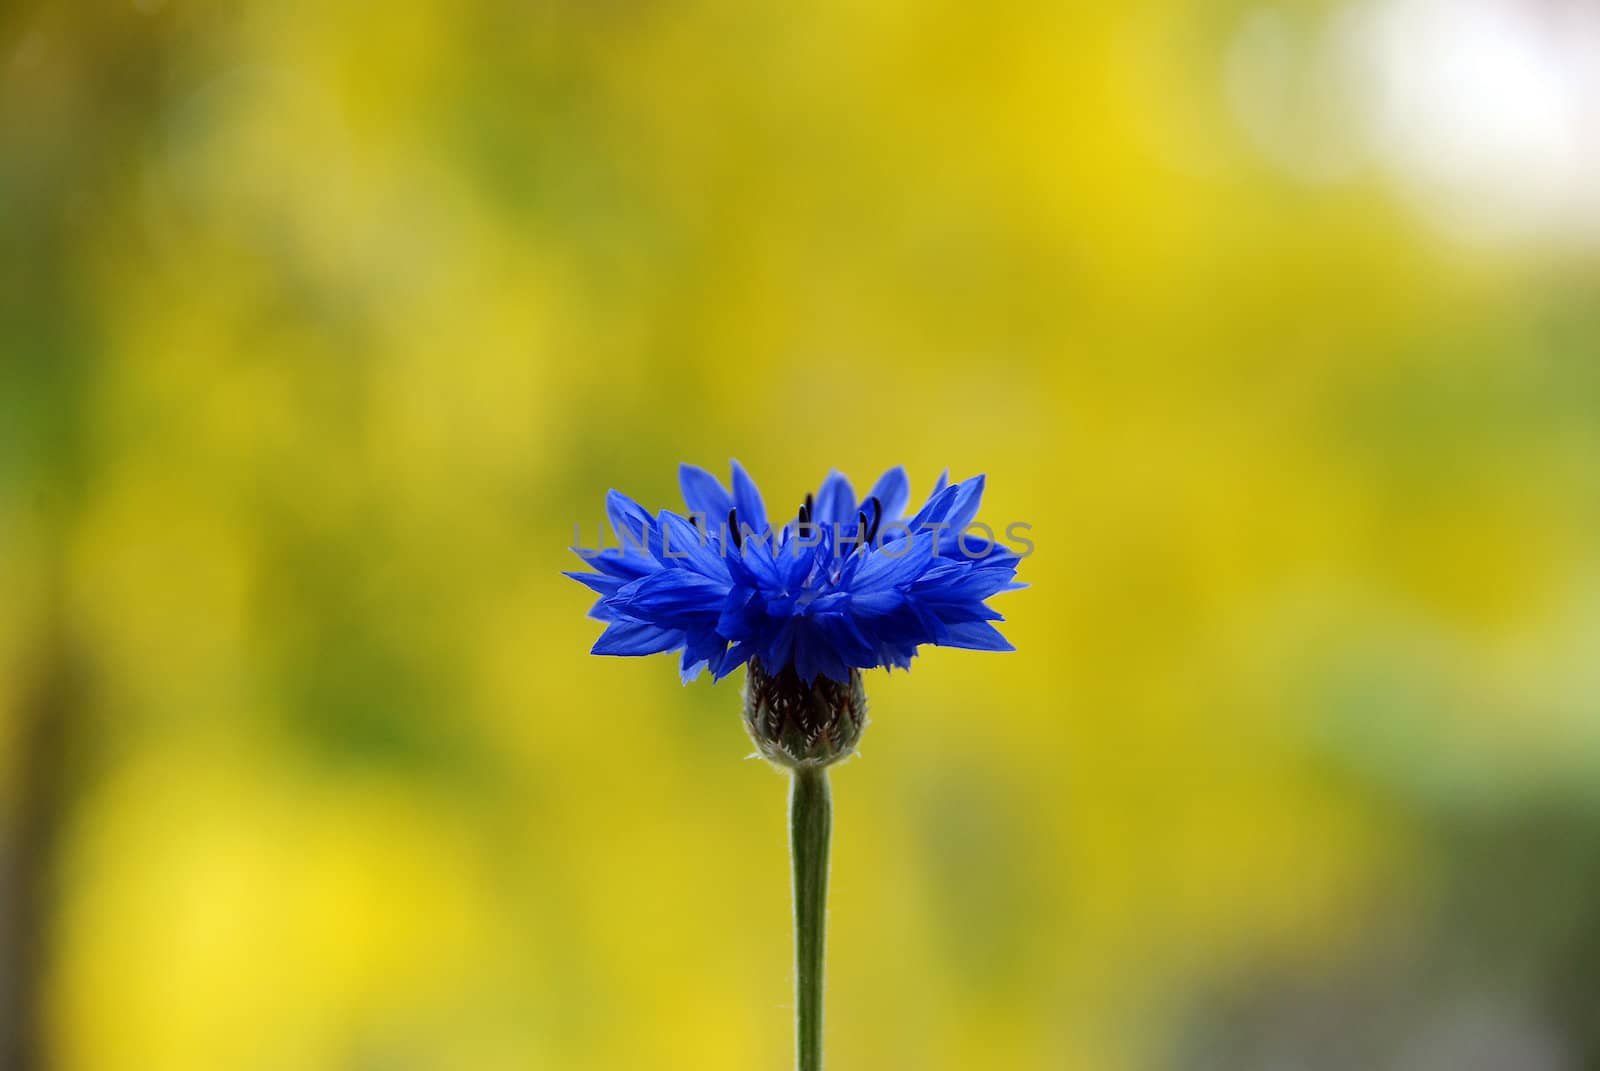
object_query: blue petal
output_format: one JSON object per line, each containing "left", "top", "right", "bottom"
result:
{"left": 813, "top": 470, "right": 857, "bottom": 528}
{"left": 564, "top": 570, "right": 625, "bottom": 596}
{"left": 679, "top": 464, "right": 733, "bottom": 525}
{"left": 865, "top": 598, "right": 941, "bottom": 649}
{"left": 576, "top": 545, "right": 657, "bottom": 580}
{"left": 781, "top": 534, "right": 818, "bottom": 590}
{"left": 942, "top": 474, "right": 987, "bottom": 537}
{"left": 813, "top": 610, "right": 876, "bottom": 668}
{"left": 917, "top": 598, "right": 1004, "bottom": 624}
{"left": 940, "top": 534, "right": 1018, "bottom": 564}
{"left": 939, "top": 620, "right": 1015, "bottom": 652}
{"left": 592, "top": 619, "right": 684, "bottom": 656}
{"left": 715, "top": 586, "right": 762, "bottom": 637}
{"left": 714, "top": 641, "right": 758, "bottom": 680}
{"left": 791, "top": 622, "right": 843, "bottom": 684}
{"left": 866, "top": 466, "right": 911, "bottom": 520}
{"left": 655, "top": 511, "right": 730, "bottom": 579}
{"left": 853, "top": 532, "right": 935, "bottom": 590}
{"left": 730, "top": 460, "right": 769, "bottom": 541}
{"left": 902, "top": 482, "right": 960, "bottom": 535}
{"left": 606, "top": 490, "right": 655, "bottom": 550}
{"left": 680, "top": 627, "right": 729, "bottom": 683}
{"left": 911, "top": 560, "right": 1017, "bottom": 601}
{"left": 844, "top": 588, "right": 905, "bottom": 616}
{"left": 616, "top": 569, "right": 729, "bottom": 619}
{"left": 761, "top": 616, "right": 797, "bottom": 671}
{"left": 731, "top": 535, "right": 782, "bottom": 588}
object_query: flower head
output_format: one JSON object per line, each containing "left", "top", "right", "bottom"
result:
{"left": 567, "top": 462, "right": 1023, "bottom": 686}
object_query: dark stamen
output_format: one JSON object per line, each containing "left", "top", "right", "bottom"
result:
{"left": 804, "top": 492, "right": 814, "bottom": 519}
{"left": 728, "top": 507, "right": 742, "bottom": 549}
{"left": 864, "top": 496, "right": 882, "bottom": 543}
{"left": 856, "top": 510, "right": 869, "bottom": 550}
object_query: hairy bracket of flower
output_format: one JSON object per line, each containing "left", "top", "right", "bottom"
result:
{"left": 566, "top": 461, "right": 1025, "bottom": 686}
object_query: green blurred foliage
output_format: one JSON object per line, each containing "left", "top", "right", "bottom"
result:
{"left": 2, "top": 1, "right": 1598, "bottom": 1069}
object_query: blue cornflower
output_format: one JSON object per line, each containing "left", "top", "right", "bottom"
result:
{"left": 567, "top": 462, "right": 1023, "bottom": 687}
{"left": 569, "top": 464, "right": 1026, "bottom": 1041}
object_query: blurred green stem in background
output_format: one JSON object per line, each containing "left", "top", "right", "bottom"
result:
{"left": 790, "top": 767, "right": 831, "bottom": 1071}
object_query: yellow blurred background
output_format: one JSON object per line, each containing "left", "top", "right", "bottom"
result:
{"left": 4, "top": 1, "right": 1600, "bottom": 1068}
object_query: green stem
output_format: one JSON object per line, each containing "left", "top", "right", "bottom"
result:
{"left": 790, "top": 766, "right": 832, "bottom": 1071}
